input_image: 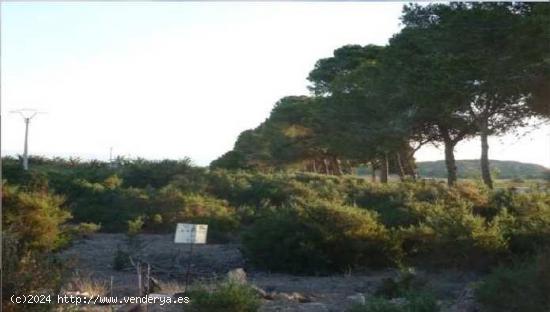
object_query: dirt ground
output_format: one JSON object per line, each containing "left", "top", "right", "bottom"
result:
{"left": 59, "top": 233, "right": 481, "bottom": 312}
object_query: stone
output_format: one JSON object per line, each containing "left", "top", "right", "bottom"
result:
{"left": 273, "top": 292, "right": 293, "bottom": 301}
{"left": 250, "top": 285, "right": 269, "bottom": 298}
{"left": 347, "top": 293, "right": 366, "bottom": 305}
{"left": 291, "top": 292, "right": 312, "bottom": 303}
{"left": 227, "top": 268, "right": 247, "bottom": 284}
{"left": 270, "top": 291, "right": 311, "bottom": 302}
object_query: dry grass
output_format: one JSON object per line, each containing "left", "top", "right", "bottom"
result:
{"left": 65, "top": 271, "right": 108, "bottom": 297}
{"left": 158, "top": 278, "right": 224, "bottom": 294}
{"left": 157, "top": 280, "right": 186, "bottom": 294}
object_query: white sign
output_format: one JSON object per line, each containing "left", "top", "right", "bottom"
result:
{"left": 174, "top": 223, "right": 208, "bottom": 244}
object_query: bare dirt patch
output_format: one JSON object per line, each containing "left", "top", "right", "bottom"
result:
{"left": 59, "top": 234, "right": 481, "bottom": 311}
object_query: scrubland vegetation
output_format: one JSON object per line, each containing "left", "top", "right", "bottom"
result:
{"left": 2, "top": 157, "right": 549, "bottom": 310}
{"left": 2, "top": 2, "right": 550, "bottom": 311}
{"left": 187, "top": 281, "right": 261, "bottom": 312}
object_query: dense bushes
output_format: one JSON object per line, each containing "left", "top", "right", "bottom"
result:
{"left": 398, "top": 200, "right": 509, "bottom": 267}
{"left": 490, "top": 190, "right": 550, "bottom": 253}
{"left": 66, "top": 176, "right": 241, "bottom": 239}
{"left": 2, "top": 183, "right": 71, "bottom": 311}
{"left": 349, "top": 270, "right": 439, "bottom": 312}
{"left": 118, "top": 158, "right": 206, "bottom": 189}
{"left": 2, "top": 158, "right": 549, "bottom": 274}
{"left": 187, "top": 282, "right": 261, "bottom": 312}
{"left": 3, "top": 232, "right": 66, "bottom": 312}
{"left": 153, "top": 185, "right": 239, "bottom": 241}
{"left": 207, "top": 170, "right": 322, "bottom": 207}
{"left": 475, "top": 249, "right": 550, "bottom": 312}
{"left": 66, "top": 176, "right": 151, "bottom": 232}
{"left": 238, "top": 175, "right": 549, "bottom": 273}
{"left": 350, "top": 181, "right": 490, "bottom": 227}
{"left": 2, "top": 184, "right": 71, "bottom": 251}
{"left": 1, "top": 156, "right": 206, "bottom": 198}
{"left": 242, "top": 201, "right": 397, "bottom": 274}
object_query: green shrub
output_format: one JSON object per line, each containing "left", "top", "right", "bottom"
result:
{"left": 2, "top": 183, "right": 71, "bottom": 251}
{"left": 404, "top": 291, "right": 439, "bottom": 312}
{"left": 492, "top": 191, "right": 550, "bottom": 254}
{"left": 152, "top": 213, "right": 163, "bottom": 224}
{"left": 60, "top": 222, "right": 102, "bottom": 247}
{"left": 347, "top": 291, "right": 440, "bottom": 312}
{"left": 350, "top": 181, "right": 492, "bottom": 227}
{"left": 2, "top": 183, "right": 71, "bottom": 311}
{"left": 154, "top": 186, "right": 239, "bottom": 241}
{"left": 352, "top": 183, "right": 413, "bottom": 227}
{"left": 3, "top": 231, "right": 67, "bottom": 312}
{"left": 112, "top": 246, "right": 131, "bottom": 271}
{"left": 127, "top": 216, "right": 145, "bottom": 236}
{"left": 207, "top": 170, "right": 319, "bottom": 208}
{"left": 242, "top": 200, "right": 397, "bottom": 274}
{"left": 187, "top": 282, "right": 260, "bottom": 312}
{"left": 476, "top": 249, "right": 550, "bottom": 312}
{"left": 375, "top": 269, "right": 426, "bottom": 299}
{"left": 348, "top": 292, "right": 438, "bottom": 312}
{"left": 399, "top": 200, "right": 508, "bottom": 267}
{"left": 206, "top": 170, "right": 253, "bottom": 205}
{"left": 68, "top": 178, "right": 151, "bottom": 232}
{"left": 75, "top": 222, "right": 101, "bottom": 237}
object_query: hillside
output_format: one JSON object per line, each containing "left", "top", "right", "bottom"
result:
{"left": 417, "top": 159, "right": 550, "bottom": 180}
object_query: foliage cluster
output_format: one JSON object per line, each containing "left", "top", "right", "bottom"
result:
{"left": 242, "top": 200, "right": 395, "bottom": 273}
{"left": 187, "top": 281, "right": 261, "bottom": 312}
{"left": 475, "top": 249, "right": 550, "bottom": 312}
{"left": 212, "top": 3, "right": 550, "bottom": 190}
{"left": 2, "top": 183, "right": 72, "bottom": 311}
{"left": 348, "top": 292, "right": 439, "bottom": 312}
{"left": 232, "top": 172, "right": 549, "bottom": 272}
{"left": 350, "top": 270, "right": 437, "bottom": 312}
{"left": 3, "top": 158, "right": 549, "bottom": 275}
{"left": 2, "top": 160, "right": 549, "bottom": 311}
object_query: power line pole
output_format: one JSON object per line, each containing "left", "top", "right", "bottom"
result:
{"left": 10, "top": 109, "right": 44, "bottom": 170}
{"left": 109, "top": 146, "right": 116, "bottom": 168}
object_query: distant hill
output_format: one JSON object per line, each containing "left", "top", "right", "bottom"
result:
{"left": 417, "top": 160, "right": 550, "bottom": 180}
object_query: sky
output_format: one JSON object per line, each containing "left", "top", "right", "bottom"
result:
{"left": 1, "top": 2, "right": 549, "bottom": 168}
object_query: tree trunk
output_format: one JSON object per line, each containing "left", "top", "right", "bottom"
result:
{"left": 323, "top": 158, "right": 330, "bottom": 175}
{"left": 396, "top": 153, "right": 405, "bottom": 182}
{"left": 480, "top": 122, "right": 493, "bottom": 189}
{"left": 312, "top": 159, "right": 317, "bottom": 173}
{"left": 402, "top": 150, "right": 417, "bottom": 181}
{"left": 443, "top": 139, "right": 458, "bottom": 187}
{"left": 344, "top": 160, "right": 352, "bottom": 175}
{"left": 371, "top": 162, "right": 377, "bottom": 182}
{"left": 333, "top": 157, "right": 343, "bottom": 176}
{"left": 380, "top": 154, "right": 389, "bottom": 184}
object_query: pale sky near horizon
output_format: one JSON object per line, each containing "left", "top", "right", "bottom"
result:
{"left": 2, "top": 2, "right": 549, "bottom": 168}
